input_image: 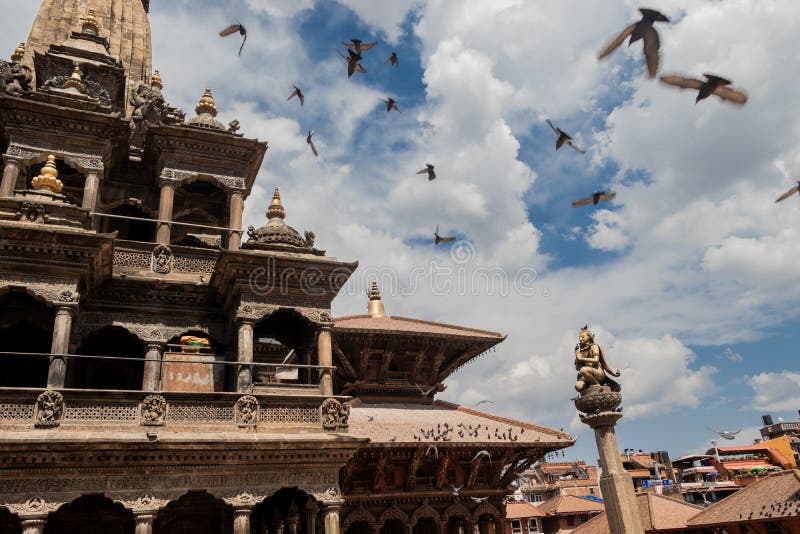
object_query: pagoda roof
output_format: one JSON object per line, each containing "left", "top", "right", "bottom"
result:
{"left": 333, "top": 314, "right": 506, "bottom": 340}
{"left": 536, "top": 494, "right": 605, "bottom": 516}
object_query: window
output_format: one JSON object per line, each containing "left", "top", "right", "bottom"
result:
{"left": 589, "top": 488, "right": 595, "bottom": 495}
{"left": 511, "top": 520, "right": 522, "bottom": 534}
{"left": 532, "top": 493, "right": 543, "bottom": 503}
{"left": 566, "top": 517, "right": 575, "bottom": 527}
{"left": 527, "top": 519, "right": 539, "bottom": 533}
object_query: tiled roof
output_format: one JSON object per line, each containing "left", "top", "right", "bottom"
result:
{"left": 688, "top": 469, "right": 800, "bottom": 526}
{"left": 333, "top": 314, "right": 506, "bottom": 339}
{"left": 506, "top": 502, "right": 545, "bottom": 519}
{"left": 536, "top": 495, "right": 605, "bottom": 516}
{"left": 711, "top": 443, "right": 793, "bottom": 469}
{"left": 571, "top": 493, "right": 704, "bottom": 534}
{"left": 349, "top": 400, "right": 573, "bottom": 446}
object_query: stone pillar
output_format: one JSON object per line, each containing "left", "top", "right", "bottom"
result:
{"left": 405, "top": 522, "right": 414, "bottom": 534}
{"left": 48, "top": 306, "right": 74, "bottom": 388}
{"left": 576, "top": 386, "right": 644, "bottom": 534}
{"left": 237, "top": 320, "right": 254, "bottom": 392}
{"left": 317, "top": 326, "right": 333, "bottom": 396}
{"left": 0, "top": 159, "right": 22, "bottom": 197}
{"left": 233, "top": 508, "right": 252, "bottom": 534}
{"left": 20, "top": 518, "right": 46, "bottom": 534}
{"left": 305, "top": 504, "right": 318, "bottom": 534}
{"left": 142, "top": 342, "right": 164, "bottom": 391}
{"left": 322, "top": 503, "right": 341, "bottom": 534}
{"left": 81, "top": 170, "right": 101, "bottom": 211}
{"left": 287, "top": 518, "right": 299, "bottom": 534}
{"left": 156, "top": 180, "right": 175, "bottom": 245}
{"left": 228, "top": 191, "right": 244, "bottom": 251}
{"left": 134, "top": 513, "right": 155, "bottom": 534}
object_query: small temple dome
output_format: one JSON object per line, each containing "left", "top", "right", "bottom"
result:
{"left": 185, "top": 88, "right": 226, "bottom": 131}
{"left": 245, "top": 188, "right": 310, "bottom": 250}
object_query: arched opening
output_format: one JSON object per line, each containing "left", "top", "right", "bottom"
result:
{"left": 253, "top": 310, "right": 315, "bottom": 387}
{"left": 250, "top": 488, "right": 315, "bottom": 534}
{"left": 43, "top": 495, "right": 134, "bottom": 534}
{"left": 0, "top": 291, "right": 53, "bottom": 388}
{"left": 0, "top": 507, "right": 20, "bottom": 534}
{"left": 69, "top": 326, "right": 145, "bottom": 390}
{"left": 29, "top": 158, "right": 83, "bottom": 205}
{"left": 414, "top": 518, "right": 439, "bottom": 534}
{"left": 380, "top": 519, "right": 405, "bottom": 534}
{"left": 154, "top": 491, "right": 232, "bottom": 534}
{"left": 445, "top": 517, "right": 468, "bottom": 534}
{"left": 102, "top": 203, "right": 156, "bottom": 242}
{"left": 345, "top": 521, "right": 374, "bottom": 534}
{"left": 162, "top": 330, "right": 225, "bottom": 392}
{"left": 171, "top": 180, "right": 227, "bottom": 248}
{"left": 476, "top": 515, "right": 495, "bottom": 534}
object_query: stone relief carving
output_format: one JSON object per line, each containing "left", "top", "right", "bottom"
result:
{"left": 34, "top": 390, "right": 64, "bottom": 427}
{"left": 235, "top": 395, "right": 260, "bottom": 427}
{"left": 15, "top": 202, "right": 47, "bottom": 224}
{"left": 41, "top": 73, "right": 111, "bottom": 106}
{"left": 140, "top": 395, "right": 167, "bottom": 426}
{"left": 151, "top": 244, "right": 173, "bottom": 274}
{"left": 221, "top": 490, "right": 270, "bottom": 508}
{"left": 320, "top": 398, "right": 349, "bottom": 432}
{"left": 161, "top": 168, "right": 246, "bottom": 193}
{"left": 0, "top": 59, "right": 33, "bottom": 95}
{"left": 119, "top": 495, "right": 170, "bottom": 513}
{"left": 129, "top": 81, "right": 185, "bottom": 150}
{"left": 5, "top": 497, "right": 63, "bottom": 515}
{"left": 58, "top": 289, "right": 78, "bottom": 303}
{"left": 75, "top": 312, "right": 224, "bottom": 344}
{"left": 0, "top": 271, "right": 79, "bottom": 306}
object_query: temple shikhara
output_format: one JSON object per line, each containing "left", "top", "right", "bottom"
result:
{"left": 0, "top": 1, "right": 573, "bottom": 533}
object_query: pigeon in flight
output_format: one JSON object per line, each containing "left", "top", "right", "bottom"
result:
{"left": 598, "top": 8, "right": 669, "bottom": 78}
{"left": 426, "top": 445, "right": 439, "bottom": 458}
{"left": 385, "top": 52, "right": 399, "bottom": 67}
{"left": 287, "top": 85, "right": 304, "bottom": 107}
{"left": 709, "top": 427, "right": 742, "bottom": 440}
{"left": 659, "top": 73, "right": 748, "bottom": 105}
{"left": 474, "top": 400, "right": 494, "bottom": 407}
{"left": 451, "top": 485, "right": 463, "bottom": 496}
{"left": 434, "top": 225, "right": 456, "bottom": 246}
{"left": 343, "top": 38, "right": 378, "bottom": 55}
{"left": 219, "top": 22, "right": 247, "bottom": 57}
{"left": 417, "top": 164, "right": 436, "bottom": 181}
{"left": 306, "top": 130, "right": 318, "bottom": 157}
{"left": 415, "top": 383, "right": 437, "bottom": 397}
{"left": 337, "top": 49, "right": 367, "bottom": 78}
{"left": 470, "top": 497, "right": 489, "bottom": 503}
{"left": 380, "top": 97, "right": 400, "bottom": 113}
{"left": 472, "top": 450, "right": 492, "bottom": 463}
{"left": 546, "top": 120, "right": 585, "bottom": 154}
{"left": 775, "top": 182, "right": 800, "bottom": 203}
{"left": 572, "top": 191, "right": 616, "bottom": 207}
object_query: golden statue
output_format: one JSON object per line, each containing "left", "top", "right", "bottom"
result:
{"left": 574, "top": 326, "right": 620, "bottom": 392}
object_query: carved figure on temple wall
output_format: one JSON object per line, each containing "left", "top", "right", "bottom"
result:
{"left": 0, "top": 60, "right": 32, "bottom": 95}
{"left": 574, "top": 326, "right": 620, "bottom": 392}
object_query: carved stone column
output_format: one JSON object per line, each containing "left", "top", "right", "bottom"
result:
{"left": 228, "top": 191, "right": 244, "bottom": 251}
{"left": 305, "top": 503, "right": 318, "bottom": 534}
{"left": 20, "top": 517, "right": 47, "bottom": 534}
{"left": 237, "top": 319, "right": 255, "bottom": 392}
{"left": 233, "top": 507, "right": 252, "bottom": 534}
{"left": 322, "top": 503, "right": 341, "bottom": 534}
{"left": 134, "top": 513, "right": 155, "bottom": 534}
{"left": 0, "top": 158, "right": 23, "bottom": 197}
{"left": 81, "top": 170, "right": 101, "bottom": 211}
{"left": 48, "top": 306, "right": 74, "bottom": 388}
{"left": 317, "top": 326, "right": 333, "bottom": 396}
{"left": 156, "top": 179, "right": 176, "bottom": 245}
{"left": 142, "top": 342, "right": 163, "bottom": 391}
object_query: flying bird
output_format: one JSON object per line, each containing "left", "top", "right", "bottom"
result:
{"left": 426, "top": 445, "right": 439, "bottom": 458}
{"left": 337, "top": 49, "right": 367, "bottom": 78}
{"left": 572, "top": 191, "right": 616, "bottom": 207}
{"left": 380, "top": 97, "right": 400, "bottom": 113}
{"left": 385, "top": 52, "right": 399, "bottom": 67}
{"left": 598, "top": 8, "right": 669, "bottom": 78}
{"left": 474, "top": 400, "right": 494, "bottom": 407}
{"left": 434, "top": 225, "right": 456, "bottom": 246}
{"left": 546, "top": 120, "right": 585, "bottom": 154}
{"left": 775, "top": 182, "right": 800, "bottom": 203}
{"left": 219, "top": 23, "right": 247, "bottom": 57}
{"left": 306, "top": 129, "right": 318, "bottom": 157}
{"left": 287, "top": 85, "right": 304, "bottom": 107}
{"left": 472, "top": 450, "right": 492, "bottom": 463}
{"left": 709, "top": 427, "right": 742, "bottom": 440}
{"left": 470, "top": 497, "right": 489, "bottom": 503}
{"left": 343, "top": 38, "right": 378, "bottom": 55}
{"left": 451, "top": 485, "right": 463, "bottom": 496}
{"left": 415, "top": 383, "right": 437, "bottom": 397}
{"left": 659, "top": 73, "right": 748, "bottom": 105}
{"left": 417, "top": 164, "right": 436, "bottom": 181}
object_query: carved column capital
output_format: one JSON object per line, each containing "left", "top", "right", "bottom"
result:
{"left": 2, "top": 156, "right": 25, "bottom": 170}
{"left": 157, "top": 177, "right": 178, "bottom": 189}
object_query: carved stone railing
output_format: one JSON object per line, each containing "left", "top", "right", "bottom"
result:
{"left": 0, "top": 388, "right": 350, "bottom": 433}
{"left": 112, "top": 239, "right": 219, "bottom": 277}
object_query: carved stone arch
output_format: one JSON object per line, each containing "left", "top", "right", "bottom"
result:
{"left": 411, "top": 503, "right": 440, "bottom": 524}
{"left": 378, "top": 503, "right": 409, "bottom": 526}
{"left": 208, "top": 487, "right": 276, "bottom": 508}
{"left": 343, "top": 504, "right": 377, "bottom": 528}
{"left": 0, "top": 278, "right": 79, "bottom": 307}
{"left": 471, "top": 502, "right": 500, "bottom": 521}
{"left": 173, "top": 206, "right": 219, "bottom": 224}
{"left": 442, "top": 503, "right": 470, "bottom": 522}
{"left": 100, "top": 198, "right": 157, "bottom": 218}
{"left": 0, "top": 285, "right": 55, "bottom": 308}
{"left": 78, "top": 323, "right": 145, "bottom": 345}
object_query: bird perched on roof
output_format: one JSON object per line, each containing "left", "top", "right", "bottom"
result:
{"left": 219, "top": 22, "right": 247, "bottom": 57}
{"left": 598, "top": 8, "right": 669, "bottom": 78}
{"left": 572, "top": 191, "right": 616, "bottom": 207}
{"left": 337, "top": 49, "right": 367, "bottom": 78}
{"left": 306, "top": 129, "right": 318, "bottom": 157}
{"left": 775, "top": 182, "right": 800, "bottom": 203}
{"left": 385, "top": 52, "right": 399, "bottom": 67}
{"left": 366, "top": 415, "right": 375, "bottom": 422}
{"left": 415, "top": 383, "right": 437, "bottom": 397}
{"left": 434, "top": 225, "right": 456, "bottom": 246}
{"left": 389, "top": 436, "right": 397, "bottom": 442}
{"left": 417, "top": 164, "right": 436, "bottom": 181}
{"left": 470, "top": 497, "right": 489, "bottom": 503}
{"left": 426, "top": 445, "right": 439, "bottom": 458}
{"left": 472, "top": 450, "right": 492, "bottom": 463}
{"left": 709, "top": 427, "right": 742, "bottom": 440}
{"left": 659, "top": 73, "right": 748, "bottom": 105}
{"left": 546, "top": 120, "right": 585, "bottom": 154}
{"left": 343, "top": 38, "right": 378, "bottom": 55}
{"left": 380, "top": 97, "right": 400, "bottom": 113}
{"left": 287, "top": 85, "right": 304, "bottom": 107}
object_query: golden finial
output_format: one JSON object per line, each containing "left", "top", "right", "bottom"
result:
{"left": 195, "top": 88, "right": 218, "bottom": 117}
{"left": 31, "top": 155, "right": 64, "bottom": 194}
{"left": 62, "top": 65, "right": 86, "bottom": 93}
{"left": 11, "top": 42, "right": 25, "bottom": 63}
{"left": 266, "top": 187, "right": 286, "bottom": 220}
{"left": 367, "top": 280, "right": 387, "bottom": 318}
{"left": 150, "top": 70, "right": 163, "bottom": 90}
{"left": 80, "top": 9, "right": 101, "bottom": 36}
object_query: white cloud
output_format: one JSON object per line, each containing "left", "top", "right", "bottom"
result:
{"left": 748, "top": 372, "right": 800, "bottom": 412}
{"left": 716, "top": 348, "right": 743, "bottom": 363}
{"left": 335, "top": 0, "right": 423, "bottom": 43}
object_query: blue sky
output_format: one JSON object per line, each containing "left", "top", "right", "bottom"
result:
{"left": 3, "top": 0, "right": 799, "bottom": 464}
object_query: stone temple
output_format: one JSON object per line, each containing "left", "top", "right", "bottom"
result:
{"left": 0, "top": 2, "right": 573, "bottom": 533}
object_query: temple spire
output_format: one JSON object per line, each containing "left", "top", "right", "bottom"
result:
{"left": 368, "top": 280, "right": 387, "bottom": 318}
{"left": 267, "top": 188, "right": 286, "bottom": 220}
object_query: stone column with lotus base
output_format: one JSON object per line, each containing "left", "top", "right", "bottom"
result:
{"left": 572, "top": 326, "right": 644, "bottom": 534}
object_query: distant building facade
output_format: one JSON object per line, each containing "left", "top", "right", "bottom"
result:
{"left": 517, "top": 462, "right": 601, "bottom": 503}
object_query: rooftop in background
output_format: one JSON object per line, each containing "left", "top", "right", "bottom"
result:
{"left": 571, "top": 493, "right": 704, "bottom": 534}
{"left": 505, "top": 502, "right": 545, "bottom": 519}
{"left": 536, "top": 494, "right": 605, "bottom": 516}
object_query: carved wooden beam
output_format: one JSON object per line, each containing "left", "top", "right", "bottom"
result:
{"left": 332, "top": 338, "right": 358, "bottom": 380}
{"left": 467, "top": 457, "right": 481, "bottom": 488}
{"left": 406, "top": 447, "right": 424, "bottom": 491}
{"left": 435, "top": 453, "right": 451, "bottom": 490}
{"left": 491, "top": 450, "right": 513, "bottom": 486}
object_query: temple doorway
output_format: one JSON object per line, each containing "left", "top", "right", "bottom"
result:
{"left": 43, "top": 495, "right": 134, "bottom": 534}
{"left": 345, "top": 521, "right": 373, "bottom": 534}
{"left": 153, "top": 491, "right": 232, "bottom": 534}
{"left": 0, "top": 291, "right": 52, "bottom": 388}
{"left": 380, "top": 519, "right": 405, "bottom": 534}
{"left": 69, "top": 326, "right": 145, "bottom": 390}
{"left": 251, "top": 488, "right": 316, "bottom": 534}
{"left": 414, "top": 517, "right": 440, "bottom": 534}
